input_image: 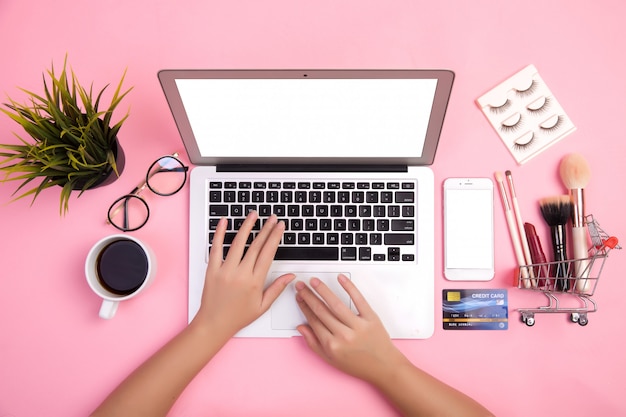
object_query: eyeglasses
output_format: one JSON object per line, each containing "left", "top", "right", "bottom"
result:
{"left": 107, "top": 153, "right": 189, "bottom": 232}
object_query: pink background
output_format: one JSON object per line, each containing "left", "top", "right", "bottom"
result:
{"left": 1, "top": 1, "right": 625, "bottom": 416}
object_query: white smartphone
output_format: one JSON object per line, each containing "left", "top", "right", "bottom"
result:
{"left": 444, "top": 178, "right": 495, "bottom": 281}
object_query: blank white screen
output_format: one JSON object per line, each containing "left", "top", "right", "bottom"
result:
{"left": 175, "top": 78, "right": 438, "bottom": 158}
{"left": 445, "top": 189, "right": 494, "bottom": 269}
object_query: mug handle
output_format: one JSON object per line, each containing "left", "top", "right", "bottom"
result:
{"left": 99, "top": 299, "right": 119, "bottom": 319}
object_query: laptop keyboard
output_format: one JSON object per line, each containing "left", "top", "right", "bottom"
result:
{"left": 207, "top": 179, "right": 417, "bottom": 262}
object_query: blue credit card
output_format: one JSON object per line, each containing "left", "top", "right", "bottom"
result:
{"left": 442, "top": 289, "right": 508, "bottom": 330}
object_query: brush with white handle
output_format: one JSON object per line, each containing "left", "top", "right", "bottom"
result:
{"left": 559, "top": 153, "right": 591, "bottom": 292}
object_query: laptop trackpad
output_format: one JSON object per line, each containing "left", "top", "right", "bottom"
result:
{"left": 270, "top": 272, "right": 351, "bottom": 330}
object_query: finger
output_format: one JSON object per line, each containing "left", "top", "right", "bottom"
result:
{"left": 295, "top": 281, "right": 344, "bottom": 335}
{"left": 309, "top": 276, "right": 357, "bottom": 327}
{"left": 296, "top": 323, "right": 329, "bottom": 362}
{"left": 207, "top": 217, "right": 227, "bottom": 272}
{"left": 252, "top": 220, "right": 285, "bottom": 274}
{"left": 224, "top": 211, "right": 258, "bottom": 264}
{"left": 336, "top": 274, "right": 377, "bottom": 319}
{"left": 296, "top": 288, "right": 333, "bottom": 341}
{"left": 259, "top": 273, "right": 296, "bottom": 312}
{"left": 242, "top": 215, "right": 279, "bottom": 269}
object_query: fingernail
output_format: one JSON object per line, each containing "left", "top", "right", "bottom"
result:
{"left": 310, "top": 277, "right": 320, "bottom": 288}
{"left": 295, "top": 281, "right": 305, "bottom": 291}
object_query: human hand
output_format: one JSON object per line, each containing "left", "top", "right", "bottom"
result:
{"left": 295, "top": 275, "right": 405, "bottom": 384}
{"left": 195, "top": 211, "right": 295, "bottom": 338}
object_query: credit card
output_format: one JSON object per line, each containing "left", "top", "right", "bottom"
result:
{"left": 442, "top": 289, "right": 508, "bottom": 330}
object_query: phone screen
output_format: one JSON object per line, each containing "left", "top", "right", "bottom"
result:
{"left": 444, "top": 179, "right": 494, "bottom": 280}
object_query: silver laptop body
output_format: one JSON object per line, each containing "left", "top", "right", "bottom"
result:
{"left": 158, "top": 69, "right": 454, "bottom": 339}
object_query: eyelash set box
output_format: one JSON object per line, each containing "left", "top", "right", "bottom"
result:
{"left": 476, "top": 64, "right": 576, "bottom": 164}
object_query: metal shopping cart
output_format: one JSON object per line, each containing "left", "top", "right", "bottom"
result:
{"left": 517, "top": 215, "right": 620, "bottom": 327}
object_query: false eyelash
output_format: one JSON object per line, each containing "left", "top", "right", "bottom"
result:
{"left": 500, "top": 113, "right": 523, "bottom": 133}
{"left": 512, "top": 132, "right": 535, "bottom": 152}
{"left": 539, "top": 115, "right": 564, "bottom": 133}
{"left": 515, "top": 79, "right": 539, "bottom": 97}
{"left": 489, "top": 99, "right": 512, "bottom": 114}
{"left": 526, "top": 96, "right": 551, "bottom": 114}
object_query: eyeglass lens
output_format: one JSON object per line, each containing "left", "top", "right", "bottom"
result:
{"left": 108, "top": 194, "right": 150, "bottom": 232}
{"left": 146, "top": 156, "right": 187, "bottom": 196}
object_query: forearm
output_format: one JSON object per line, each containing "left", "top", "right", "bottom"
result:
{"left": 90, "top": 320, "right": 230, "bottom": 417}
{"left": 369, "top": 352, "right": 494, "bottom": 417}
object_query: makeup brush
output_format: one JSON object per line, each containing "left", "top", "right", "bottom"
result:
{"left": 559, "top": 153, "right": 592, "bottom": 292}
{"left": 539, "top": 195, "right": 573, "bottom": 291}
{"left": 495, "top": 171, "right": 531, "bottom": 288}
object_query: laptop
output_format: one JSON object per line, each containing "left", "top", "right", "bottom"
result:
{"left": 158, "top": 69, "right": 454, "bottom": 339}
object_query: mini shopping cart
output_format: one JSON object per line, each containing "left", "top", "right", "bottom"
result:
{"left": 517, "top": 215, "right": 620, "bottom": 327}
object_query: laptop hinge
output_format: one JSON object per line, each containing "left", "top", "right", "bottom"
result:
{"left": 216, "top": 164, "right": 409, "bottom": 173}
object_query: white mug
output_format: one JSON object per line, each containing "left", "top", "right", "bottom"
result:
{"left": 85, "top": 234, "right": 156, "bottom": 319}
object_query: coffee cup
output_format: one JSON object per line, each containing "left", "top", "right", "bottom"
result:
{"left": 85, "top": 234, "right": 156, "bottom": 319}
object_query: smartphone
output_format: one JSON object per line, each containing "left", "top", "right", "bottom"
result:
{"left": 444, "top": 178, "right": 494, "bottom": 281}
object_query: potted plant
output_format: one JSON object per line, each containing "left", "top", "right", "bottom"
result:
{"left": 0, "top": 56, "right": 132, "bottom": 214}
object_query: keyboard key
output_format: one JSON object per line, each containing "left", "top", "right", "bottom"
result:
{"left": 402, "top": 205, "right": 415, "bottom": 217}
{"left": 388, "top": 205, "right": 400, "bottom": 217}
{"left": 359, "top": 247, "right": 372, "bottom": 260}
{"left": 298, "top": 233, "right": 311, "bottom": 244}
{"left": 388, "top": 247, "right": 400, "bottom": 261}
{"left": 284, "top": 233, "right": 296, "bottom": 244}
{"left": 209, "top": 205, "right": 228, "bottom": 216}
{"left": 275, "top": 246, "right": 339, "bottom": 260}
{"left": 313, "top": 233, "right": 324, "bottom": 244}
{"left": 377, "top": 219, "right": 390, "bottom": 231}
{"left": 370, "top": 233, "right": 382, "bottom": 245}
{"left": 328, "top": 182, "right": 340, "bottom": 189}
{"left": 366, "top": 192, "right": 378, "bottom": 203}
{"left": 259, "top": 205, "right": 272, "bottom": 216}
{"left": 252, "top": 191, "right": 264, "bottom": 202}
{"left": 281, "top": 191, "right": 293, "bottom": 202}
{"left": 384, "top": 233, "right": 415, "bottom": 245}
{"left": 391, "top": 219, "right": 415, "bottom": 231}
{"left": 224, "top": 191, "right": 236, "bottom": 202}
{"left": 209, "top": 191, "right": 221, "bottom": 202}
{"left": 395, "top": 192, "right": 415, "bottom": 203}
{"left": 341, "top": 247, "right": 357, "bottom": 260}
{"left": 323, "top": 192, "right": 336, "bottom": 203}
{"left": 309, "top": 191, "right": 322, "bottom": 203}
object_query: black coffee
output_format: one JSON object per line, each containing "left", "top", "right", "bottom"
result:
{"left": 96, "top": 240, "right": 149, "bottom": 296}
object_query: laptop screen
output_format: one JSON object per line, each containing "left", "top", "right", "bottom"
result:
{"left": 158, "top": 70, "right": 454, "bottom": 166}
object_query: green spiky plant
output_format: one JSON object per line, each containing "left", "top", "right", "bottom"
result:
{"left": 0, "top": 56, "right": 132, "bottom": 214}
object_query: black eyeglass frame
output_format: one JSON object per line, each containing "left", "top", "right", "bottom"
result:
{"left": 107, "top": 154, "right": 189, "bottom": 232}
